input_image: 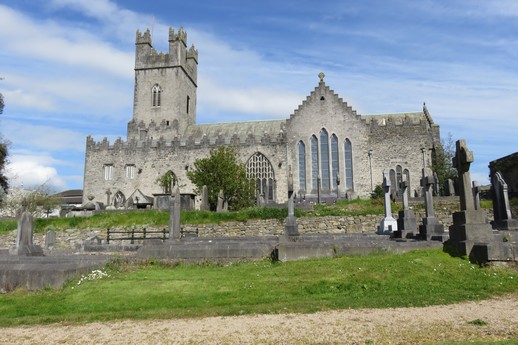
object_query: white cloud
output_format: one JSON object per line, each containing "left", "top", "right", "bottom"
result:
{"left": 6, "top": 160, "right": 67, "bottom": 192}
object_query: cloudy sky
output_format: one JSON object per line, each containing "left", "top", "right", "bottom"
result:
{"left": 1, "top": 0, "right": 517, "bottom": 192}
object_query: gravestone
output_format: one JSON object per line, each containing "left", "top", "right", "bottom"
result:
{"left": 419, "top": 168, "right": 445, "bottom": 241}
{"left": 168, "top": 186, "right": 182, "bottom": 240}
{"left": 444, "top": 179, "right": 455, "bottom": 196}
{"left": 200, "top": 185, "right": 210, "bottom": 211}
{"left": 283, "top": 193, "right": 300, "bottom": 240}
{"left": 491, "top": 171, "right": 518, "bottom": 230}
{"left": 433, "top": 171, "right": 439, "bottom": 196}
{"left": 445, "top": 140, "right": 493, "bottom": 256}
{"left": 472, "top": 181, "right": 481, "bottom": 210}
{"left": 378, "top": 170, "right": 398, "bottom": 234}
{"left": 216, "top": 190, "right": 224, "bottom": 212}
{"left": 11, "top": 206, "right": 44, "bottom": 256}
{"left": 394, "top": 175, "right": 417, "bottom": 238}
{"left": 45, "top": 230, "right": 56, "bottom": 250}
{"left": 288, "top": 170, "right": 294, "bottom": 198}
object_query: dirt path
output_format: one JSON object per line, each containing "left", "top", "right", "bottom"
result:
{"left": 1, "top": 295, "right": 517, "bottom": 344}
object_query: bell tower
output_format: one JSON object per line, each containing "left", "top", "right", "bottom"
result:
{"left": 128, "top": 27, "right": 198, "bottom": 140}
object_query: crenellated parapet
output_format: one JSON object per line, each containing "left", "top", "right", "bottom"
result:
{"left": 135, "top": 26, "right": 198, "bottom": 84}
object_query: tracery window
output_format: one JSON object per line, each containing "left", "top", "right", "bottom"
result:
{"left": 298, "top": 141, "right": 306, "bottom": 191}
{"left": 152, "top": 84, "right": 161, "bottom": 107}
{"left": 320, "top": 129, "right": 330, "bottom": 191}
{"left": 311, "top": 135, "right": 318, "bottom": 191}
{"left": 246, "top": 152, "right": 275, "bottom": 201}
{"left": 331, "top": 134, "right": 339, "bottom": 190}
{"left": 113, "top": 191, "right": 125, "bottom": 208}
{"left": 344, "top": 139, "right": 353, "bottom": 189}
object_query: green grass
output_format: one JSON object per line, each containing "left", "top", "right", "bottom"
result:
{"left": 0, "top": 249, "right": 516, "bottom": 327}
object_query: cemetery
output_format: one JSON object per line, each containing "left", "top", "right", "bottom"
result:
{"left": 1, "top": 139, "right": 517, "bottom": 293}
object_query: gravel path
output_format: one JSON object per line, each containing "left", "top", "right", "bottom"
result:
{"left": 1, "top": 295, "right": 517, "bottom": 344}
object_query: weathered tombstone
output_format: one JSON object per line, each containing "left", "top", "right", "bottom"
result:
{"left": 216, "top": 189, "right": 224, "bottom": 212}
{"left": 168, "top": 186, "right": 182, "bottom": 240}
{"left": 444, "top": 179, "right": 455, "bottom": 196}
{"left": 445, "top": 140, "right": 493, "bottom": 256}
{"left": 283, "top": 193, "right": 299, "bottom": 240}
{"left": 491, "top": 171, "right": 518, "bottom": 230}
{"left": 11, "top": 205, "right": 44, "bottom": 256}
{"left": 378, "top": 169, "right": 398, "bottom": 234}
{"left": 200, "top": 185, "right": 210, "bottom": 211}
{"left": 419, "top": 167, "right": 445, "bottom": 241}
{"left": 317, "top": 175, "right": 321, "bottom": 204}
{"left": 472, "top": 180, "right": 481, "bottom": 210}
{"left": 45, "top": 230, "right": 56, "bottom": 250}
{"left": 288, "top": 170, "right": 294, "bottom": 199}
{"left": 393, "top": 175, "right": 417, "bottom": 238}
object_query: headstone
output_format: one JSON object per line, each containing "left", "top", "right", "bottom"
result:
{"left": 378, "top": 169, "right": 398, "bottom": 234}
{"left": 216, "top": 189, "right": 224, "bottom": 212}
{"left": 419, "top": 168, "right": 445, "bottom": 241}
{"left": 283, "top": 193, "right": 299, "bottom": 239}
{"left": 394, "top": 175, "right": 417, "bottom": 238}
{"left": 445, "top": 140, "right": 493, "bottom": 257}
{"left": 11, "top": 205, "right": 44, "bottom": 256}
{"left": 444, "top": 179, "right": 455, "bottom": 196}
{"left": 200, "top": 185, "right": 210, "bottom": 211}
{"left": 168, "top": 186, "right": 182, "bottom": 240}
{"left": 472, "top": 181, "right": 481, "bottom": 210}
{"left": 45, "top": 230, "right": 56, "bottom": 250}
{"left": 491, "top": 171, "right": 518, "bottom": 230}
{"left": 433, "top": 172, "right": 439, "bottom": 196}
{"left": 317, "top": 175, "right": 321, "bottom": 204}
{"left": 288, "top": 170, "right": 294, "bottom": 198}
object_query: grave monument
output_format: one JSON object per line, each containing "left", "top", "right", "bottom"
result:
{"left": 491, "top": 171, "right": 518, "bottom": 230}
{"left": 393, "top": 175, "right": 417, "bottom": 238}
{"left": 378, "top": 170, "right": 398, "bottom": 234}
{"left": 419, "top": 167, "right": 446, "bottom": 241}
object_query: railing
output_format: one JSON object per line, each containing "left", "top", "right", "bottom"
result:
{"left": 106, "top": 228, "right": 168, "bottom": 244}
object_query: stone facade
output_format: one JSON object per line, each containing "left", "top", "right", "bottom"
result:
{"left": 83, "top": 27, "right": 441, "bottom": 208}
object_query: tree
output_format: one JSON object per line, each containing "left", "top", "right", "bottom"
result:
{"left": 1, "top": 188, "right": 61, "bottom": 218}
{"left": 432, "top": 132, "right": 457, "bottom": 195}
{"left": 187, "top": 146, "right": 255, "bottom": 211}
{"left": 156, "top": 171, "right": 176, "bottom": 194}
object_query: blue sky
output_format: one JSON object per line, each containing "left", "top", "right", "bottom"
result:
{"left": 1, "top": 0, "right": 517, "bottom": 192}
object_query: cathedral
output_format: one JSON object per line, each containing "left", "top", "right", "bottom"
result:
{"left": 82, "top": 27, "right": 441, "bottom": 208}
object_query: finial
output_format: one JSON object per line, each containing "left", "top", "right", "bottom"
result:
{"left": 318, "top": 72, "right": 325, "bottom": 82}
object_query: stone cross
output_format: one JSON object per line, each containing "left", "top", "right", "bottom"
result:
{"left": 287, "top": 169, "right": 294, "bottom": 198}
{"left": 105, "top": 188, "right": 112, "bottom": 206}
{"left": 13, "top": 204, "right": 43, "bottom": 256}
{"left": 284, "top": 192, "right": 299, "bottom": 237}
{"left": 216, "top": 189, "right": 224, "bottom": 212}
{"left": 378, "top": 169, "right": 398, "bottom": 233}
{"left": 200, "top": 185, "right": 209, "bottom": 211}
{"left": 400, "top": 175, "right": 410, "bottom": 210}
{"left": 168, "top": 186, "right": 181, "bottom": 240}
{"left": 421, "top": 168, "right": 436, "bottom": 218}
{"left": 472, "top": 180, "right": 481, "bottom": 210}
{"left": 452, "top": 139, "right": 475, "bottom": 211}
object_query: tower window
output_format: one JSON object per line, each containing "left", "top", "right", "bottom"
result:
{"left": 152, "top": 84, "right": 161, "bottom": 107}
{"left": 104, "top": 164, "right": 113, "bottom": 180}
{"left": 126, "top": 165, "right": 136, "bottom": 179}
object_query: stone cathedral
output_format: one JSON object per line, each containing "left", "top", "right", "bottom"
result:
{"left": 83, "top": 27, "right": 442, "bottom": 208}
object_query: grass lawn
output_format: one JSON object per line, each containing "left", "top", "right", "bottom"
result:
{"left": 0, "top": 249, "right": 516, "bottom": 327}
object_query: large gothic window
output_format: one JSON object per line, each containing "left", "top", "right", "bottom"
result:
{"left": 344, "top": 139, "right": 353, "bottom": 190}
{"left": 298, "top": 141, "right": 306, "bottom": 192}
{"left": 320, "top": 129, "right": 330, "bottom": 191}
{"left": 311, "top": 135, "right": 318, "bottom": 191}
{"left": 246, "top": 152, "right": 275, "bottom": 201}
{"left": 152, "top": 84, "right": 161, "bottom": 107}
{"left": 331, "top": 134, "right": 339, "bottom": 190}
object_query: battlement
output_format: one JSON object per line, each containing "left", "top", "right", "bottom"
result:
{"left": 135, "top": 26, "right": 198, "bottom": 83}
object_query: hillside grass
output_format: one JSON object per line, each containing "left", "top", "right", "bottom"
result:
{"left": 0, "top": 249, "right": 516, "bottom": 327}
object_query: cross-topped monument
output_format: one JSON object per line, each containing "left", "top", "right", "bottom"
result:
{"left": 452, "top": 139, "right": 475, "bottom": 211}
{"left": 378, "top": 169, "right": 398, "bottom": 234}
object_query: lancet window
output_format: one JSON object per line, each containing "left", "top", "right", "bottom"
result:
{"left": 311, "top": 135, "right": 318, "bottom": 191}
{"left": 344, "top": 139, "right": 353, "bottom": 190}
{"left": 152, "top": 84, "right": 162, "bottom": 107}
{"left": 298, "top": 141, "right": 306, "bottom": 191}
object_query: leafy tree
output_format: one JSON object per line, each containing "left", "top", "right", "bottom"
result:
{"left": 187, "top": 146, "right": 255, "bottom": 211}
{"left": 432, "top": 132, "right": 457, "bottom": 195}
{"left": 156, "top": 171, "right": 176, "bottom": 194}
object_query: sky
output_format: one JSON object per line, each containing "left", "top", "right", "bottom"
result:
{"left": 0, "top": 0, "right": 517, "bottom": 193}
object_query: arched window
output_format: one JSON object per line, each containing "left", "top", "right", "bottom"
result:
{"left": 403, "top": 168, "right": 411, "bottom": 200}
{"left": 311, "top": 135, "right": 318, "bottom": 191}
{"left": 320, "top": 129, "right": 330, "bottom": 191}
{"left": 344, "top": 139, "right": 353, "bottom": 189}
{"left": 246, "top": 152, "right": 275, "bottom": 201}
{"left": 113, "top": 191, "right": 125, "bottom": 208}
{"left": 152, "top": 84, "right": 161, "bottom": 107}
{"left": 331, "top": 134, "right": 339, "bottom": 190}
{"left": 298, "top": 141, "right": 306, "bottom": 192}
